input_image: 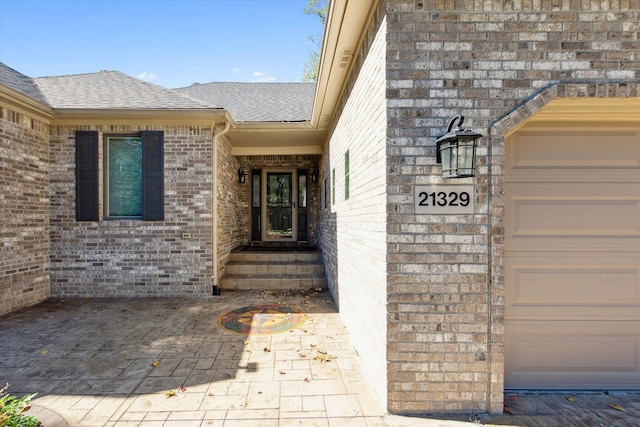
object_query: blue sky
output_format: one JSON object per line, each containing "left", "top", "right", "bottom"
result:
{"left": 0, "top": 0, "right": 324, "bottom": 88}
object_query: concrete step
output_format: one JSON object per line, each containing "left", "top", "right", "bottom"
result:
{"left": 224, "top": 261, "right": 326, "bottom": 276}
{"left": 228, "top": 250, "right": 322, "bottom": 263}
{"left": 220, "top": 246, "right": 327, "bottom": 291}
{"left": 219, "top": 274, "right": 328, "bottom": 291}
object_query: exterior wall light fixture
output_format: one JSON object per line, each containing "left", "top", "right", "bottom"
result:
{"left": 311, "top": 167, "right": 319, "bottom": 183}
{"left": 238, "top": 167, "right": 247, "bottom": 184}
{"left": 435, "top": 115, "right": 483, "bottom": 178}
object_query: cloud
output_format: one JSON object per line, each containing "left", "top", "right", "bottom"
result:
{"left": 233, "top": 67, "right": 241, "bottom": 72}
{"left": 137, "top": 72, "right": 157, "bottom": 81}
{"left": 250, "top": 71, "right": 275, "bottom": 82}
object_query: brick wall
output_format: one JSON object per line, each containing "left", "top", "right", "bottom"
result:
{"left": 216, "top": 135, "right": 244, "bottom": 280}
{"left": 383, "top": 0, "right": 640, "bottom": 414}
{"left": 0, "top": 105, "right": 51, "bottom": 315}
{"left": 49, "top": 125, "right": 214, "bottom": 297}
{"left": 318, "top": 10, "right": 389, "bottom": 407}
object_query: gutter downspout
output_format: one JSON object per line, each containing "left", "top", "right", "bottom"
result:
{"left": 212, "top": 121, "right": 231, "bottom": 295}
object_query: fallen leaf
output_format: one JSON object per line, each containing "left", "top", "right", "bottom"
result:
{"left": 279, "top": 370, "right": 286, "bottom": 375}
{"left": 310, "top": 344, "right": 317, "bottom": 348}
{"left": 609, "top": 403, "right": 625, "bottom": 412}
{"left": 304, "top": 377, "right": 310, "bottom": 383}
{"left": 151, "top": 361, "right": 160, "bottom": 367}
{"left": 165, "top": 390, "right": 177, "bottom": 397}
{"left": 243, "top": 340, "right": 250, "bottom": 345}
{"left": 313, "top": 351, "right": 337, "bottom": 362}
{"left": 39, "top": 350, "right": 48, "bottom": 355}
{"left": 566, "top": 396, "right": 576, "bottom": 402}
{"left": 178, "top": 386, "right": 187, "bottom": 392}
{"left": 263, "top": 347, "right": 271, "bottom": 352}
{"left": 503, "top": 403, "right": 513, "bottom": 415}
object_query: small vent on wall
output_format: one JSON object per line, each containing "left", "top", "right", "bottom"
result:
{"left": 338, "top": 49, "right": 353, "bottom": 68}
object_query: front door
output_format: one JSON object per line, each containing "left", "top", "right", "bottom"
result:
{"left": 263, "top": 170, "right": 297, "bottom": 241}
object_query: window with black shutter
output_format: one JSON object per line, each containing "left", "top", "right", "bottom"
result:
{"left": 75, "top": 130, "right": 164, "bottom": 221}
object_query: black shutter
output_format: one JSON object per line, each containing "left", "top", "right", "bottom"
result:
{"left": 76, "top": 131, "right": 99, "bottom": 221}
{"left": 141, "top": 131, "right": 164, "bottom": 221}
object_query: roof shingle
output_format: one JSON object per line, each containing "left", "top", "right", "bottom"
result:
{"left": 0, "top": 63, "right": 50, "bottom": 106}
{"left": 33, "top": 70, "right": 215, "bottom": 110}
{"left": 0, "top": 63, "right": 315, "bottom": 123}
{"left": 175, "top": 82, "right": 315, "bottom": 122}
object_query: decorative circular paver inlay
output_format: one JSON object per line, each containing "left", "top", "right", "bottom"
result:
{"left": 217, "top": 304, "right": 306, "bottom": 335}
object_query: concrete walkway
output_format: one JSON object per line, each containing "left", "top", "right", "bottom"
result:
{"left": 1, "top": 290, "right": 638, "bottom": 426}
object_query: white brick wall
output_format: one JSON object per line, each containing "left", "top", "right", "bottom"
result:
{"left": 319, "top": 14, "right": 389, "bottom": 408}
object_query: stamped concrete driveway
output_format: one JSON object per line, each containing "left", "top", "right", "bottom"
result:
{"left": 0, "top": 289, "right": 639, "bottom": 426}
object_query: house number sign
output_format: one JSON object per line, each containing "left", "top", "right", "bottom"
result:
{"left": 414, "top": 185, "right": 474, "bottom": 214}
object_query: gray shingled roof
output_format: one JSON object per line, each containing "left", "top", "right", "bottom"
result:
{"left": 0, "top": 63, "right": 50, "bottom": 106}
{"left": 174, "top": 82, "right": 315, "bottom": 122}
{"left": 32, "top": 70, "right": 216, "bottom": 110}
{"left": 0, "top": 63, "right": 315, "bottom": 121}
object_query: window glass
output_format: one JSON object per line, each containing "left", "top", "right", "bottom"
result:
{"left": 324, "top": 177, "right": 328, "bottom": 209}
{"left": 298, "top": 174, "right": 307, "bottom": 208}
{"left": 344, "top": 150, "right": 350, "bottom": 200}
{"left": 106, "top": 136, "right": 143, "bottom": 217}
{"left": 332, "top": 168, "right": 335, "bottom": 205}
{"left": 252, "top": 174, "right": 260, "bottom": 208}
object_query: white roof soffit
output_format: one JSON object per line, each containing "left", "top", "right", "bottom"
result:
{"left": 228, "top": 122, "right": 325, "bottom": 156}
{"left": 311, "top": 0, "right": 378, "bottom": 130}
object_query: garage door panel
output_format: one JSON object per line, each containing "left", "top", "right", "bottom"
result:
{"left": 509, "top": 196, "right": 640, "bottom": 238}
{"left": 506, "top": 256, "right": 640, "bottom": 320}
{"left": 507, "top": 130, "right": 640, "bottom": 183}
{"left": 505, "top": 127, "right": 640, "bottom": 390}
{"left": 506, "top": 184, "right": 640, "bottom": 245}
{"left": 506, "top": 321, "right": 640, "bottom": 389}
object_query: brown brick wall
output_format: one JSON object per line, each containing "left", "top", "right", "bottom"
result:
{"left": 49, "top": 125, "right": 214, "bottom": 297}
{"left": 315, "top": 0, "right": 640, "bottom": 414}
{"left": 216, "top": 136, "right": 244, "bottom": 280}
{"left": 0, "top": 105, "right": 51, "bottom": 315}
{"left": 383, "top": 0, "right": 640, "bottom": 413}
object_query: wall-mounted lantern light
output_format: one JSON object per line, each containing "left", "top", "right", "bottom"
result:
{"left": 435, "top": 115, "right": 483, "bottom": 179}
{"left": 238, "top": 167, "right": 247, "bottom": 184}
{"left": 311, "top": 167, "right": 319, "bottom": 183}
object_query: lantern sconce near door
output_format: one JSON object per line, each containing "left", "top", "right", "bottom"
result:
{"left": 435, "top": 115, "right": 483, "bottom": 179}
{"left": 310, "top": 167, "right": 319, "bottom": 183}
{"left": 238, "top": 167, "right": 248, "bottom": 184}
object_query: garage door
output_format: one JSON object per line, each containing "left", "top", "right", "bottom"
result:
{"left": 505, "top": 126, "right": 640, "bottom": 389}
